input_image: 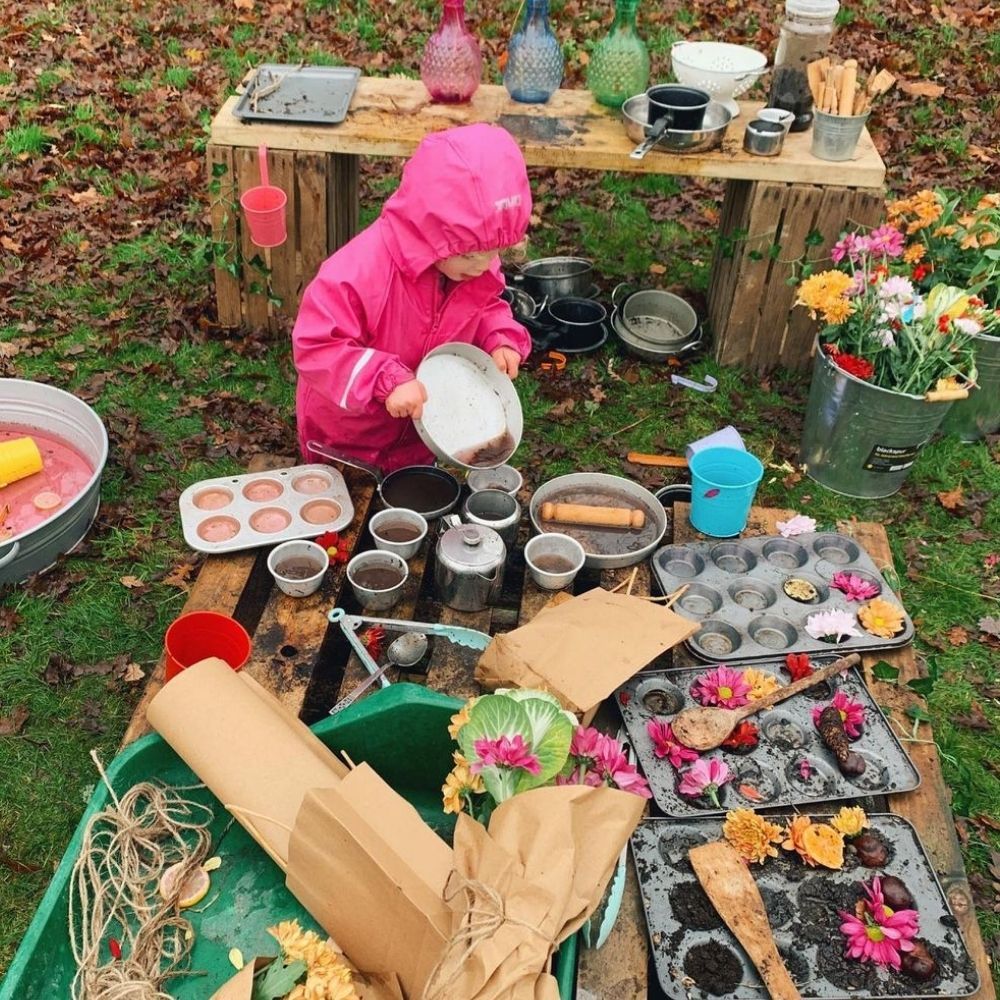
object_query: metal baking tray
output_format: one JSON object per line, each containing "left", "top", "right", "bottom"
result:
{"left": 232, "top": 64, "right": 360, "bottom": 125}
{"left": 650, "top": 531, "right": 914, "bottom": 663}
{"left": 631, "top": 814, "right": 980, "bottom": 999}
{"left": 178, "top": 464, "right": 353, "bottom": 555}
{"left": 616, "top": 659, "right": 919, "bottom": 817}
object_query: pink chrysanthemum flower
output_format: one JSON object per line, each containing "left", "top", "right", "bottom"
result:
{"left": 831, "top": 572, "right": 881, "bottom": 602}
{"left": 646, "top": 719, "right": 700, "bottom": 769}
{"left": 592, "top": 739, "right": 652, "bottom": 798}
{"left": 678, "top": 757, "right": 731, "bottom": 807}
{"left": 867, "top": 224, "right": 906, "bottom": 259}
{"left": 839, "top": 876, "right": 919, "bottom": 970}
{"left": 813, "top": 690, "right": 866, "bottom": 739}
{"left": 471, "top": 734, "right": 541, "bottom": 776}
{"left": 569, "top": 725, "right": 604, "bottom": 764}
{"left": 690, "top": 665, "right": 751, "bottom": 708}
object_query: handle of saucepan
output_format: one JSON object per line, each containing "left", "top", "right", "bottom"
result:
{"left": 0, "top": 540, "right": 20, "bottom": 569}
{"left": 306, "top": 440, "right": 384, "bottom": 484}
{"left": 611, "top": 283, "right": 636, "bottom": 311}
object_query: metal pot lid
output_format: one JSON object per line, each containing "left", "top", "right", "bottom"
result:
{"left": 438, "top": 523, "right": 506, "bottom": 572}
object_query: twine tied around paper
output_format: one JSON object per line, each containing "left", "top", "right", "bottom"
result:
{"left": 421, "top": 869, "right": 551, "bottom": 1000}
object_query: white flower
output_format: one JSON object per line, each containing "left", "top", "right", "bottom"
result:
{"left": 953, "top": 316, "right": 982, "bottom": 336}
{"left": 873, "top": 328, "right": 895, "bottom": 348}
{"left": 776, "top": 514, "right": 817, "bottom": 538}
{"left": 805, "top": 609, "right": 863, "bottom": 642}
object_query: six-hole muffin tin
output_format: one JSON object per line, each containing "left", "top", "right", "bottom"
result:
{"left": 179, "top": 465, "right": 353, "bottom": 555}
{"left": 631, "top": 814, "right": 979, "bottom": 1000}
{"left": 651, "top": 531, "right": 914, "bottom": 663}
{"left": 616, "top": 659, "right": 919, "bottom": 818}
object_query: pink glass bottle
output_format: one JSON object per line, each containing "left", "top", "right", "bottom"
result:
{"left": 420, "top": 0, "right": 483, "bottom": 104}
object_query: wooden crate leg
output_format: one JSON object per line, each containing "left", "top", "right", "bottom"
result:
{"left": 297, "top": 152, "right": 330, "bottom": 300}
{"left": 328, "top": 153, "right": 360, "bottom": 254}
{"left": 206, "top": 143, "right": 243, "bottom": 329}
{"left": 235, "top": 146, "right": 272, "bottom": 331}
{"left": 267, "top": 150, "right": 299, "bottom": 329}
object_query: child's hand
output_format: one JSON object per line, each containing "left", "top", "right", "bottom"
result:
{"left": 385, "top": 379, "right": 428, "bottom": 419}
{"left": 491, "top": 346, "right": 521, "bottom": 379}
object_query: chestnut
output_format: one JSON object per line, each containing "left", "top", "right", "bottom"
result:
{"left": 901, "top": 939, "right": 938, "bottom": 982}
{"left": 852, "top": 830, "right": 889, "bottom": 867}
{"left": 840, "top": 751, "right": 866, "bottom": 777}
{"left": 880, "top": 875, "right": 915, "bottom": 911}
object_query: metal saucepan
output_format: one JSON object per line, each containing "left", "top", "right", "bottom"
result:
{"left": 510, "top": 257, "right": 594, "bottom": 301}
{"left": 307, "top": 441, "right": 461, "bottom": 519}
{"left": 501, "top": 286, "right": 546, "bottom": 324}
{"left": 530, "top": 297, "right": 609, "bottom": 354}
{"left": 414, "top": 343, "right": 523, "bottom": 471}
{"left": 529, "top": 472, "right": 667, "bottom": 570}
{"left": 621, "top": 94, "right": 733, "bottom": 155}
{"left": 611, "top": 283, "right": 700, "bottom": 348}
{"left": 611, "top": 309, "right": 704, "bottom": 363}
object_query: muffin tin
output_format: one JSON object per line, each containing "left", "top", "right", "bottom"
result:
{"left": 631, "top": 814, "right": 979, "bottom": 999}
{"left": 179, "top": 465, "right": 353, "bottom": 555}
{"left": 651, "top": 531, "right": 914, "bottom": 663}
{"left": 617, "top": 660, "right": 919, "bottom": 817}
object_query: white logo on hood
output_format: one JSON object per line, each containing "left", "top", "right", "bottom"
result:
{"left": 494, "top": 195, "right": 522, "bottom": 211}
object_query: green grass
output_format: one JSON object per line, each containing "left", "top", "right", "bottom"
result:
{"left": 2, "top": 123, "right": 52, "bottom": 158}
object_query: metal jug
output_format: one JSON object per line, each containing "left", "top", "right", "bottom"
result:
{"left": 435, "top": 516, "right": 506, "bottom": 612}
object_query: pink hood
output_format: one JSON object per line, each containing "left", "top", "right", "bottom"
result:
{"left": 293, "top": 124, "right": 533, "bottom": 473}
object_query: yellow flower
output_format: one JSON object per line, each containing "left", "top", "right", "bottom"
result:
{"left": 981, "top": 231, "right": 998, "bottom": 247}
{"left": 933, "top": 224, "right": 958, "bottom": 238}
{"left": 796, "top": 270, "right": 855, "bottom": 325}
{"left": 935, "top": 377, "right": 962, "bottom": 394}
{"left": 723, "top": 809, "right": 784, "bottom": 864}
{"left": 858, "top": 598, "right": 905, "bottom": 638}
{"left": 831, "top": 806, "right": 869, "bottom": 837}
{"left": 268, "top": 920, "right": 358, "bottom": 1000}
{"left": 743, "top": 669, "right": 781, "bottom": 701}
{"left": 447, "top": 697, "right": 478, "bottom": 739}
{"left": 903, "top": 243, "right": 926, "bottom": 264}
{"left": 782, "top": 817, "right": 844, "bottom": 868}
{"left": 441, "top": 751, "right": 484, "bottom": 815}
{"left": 821, "top": 297, "right": 855, "bottom": 324}
{"left": 782, "top": 815, "right": 815, "bottom": 865}
{"left": 977, "top": 193, "right": 1000, "bottom": 209}
{"left": 960, "top": 232, "right": 980, "bottom": 250}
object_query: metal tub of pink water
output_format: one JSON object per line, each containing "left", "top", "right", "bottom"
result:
{"left": 0, "top": 379, "right": 108, "bottom": 586}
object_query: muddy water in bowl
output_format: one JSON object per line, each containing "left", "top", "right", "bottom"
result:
{"left": 275, "top": 558, "right": 323, "bottom": 580}
{"left": 352, "top": 565, "right": 405, "bottom": 589}
{"left": 455, "top": 428, "right": 516, "bottom": 469}
{"left": 532, "top": 554, "right": 576, "bottom": 574}
{"left": 375, "top": 522, "right": 422, "bottom": 542}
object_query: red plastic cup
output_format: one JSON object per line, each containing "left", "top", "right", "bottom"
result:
{"left": 164, "top": 610, "right": 252, "bottom": 682}
{"left": 240, "top": 143, "right": 287, "bottom": 248}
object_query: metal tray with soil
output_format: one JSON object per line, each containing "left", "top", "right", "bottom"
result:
{"left": 631, "top": 814, "right": 979, "bottom": 1000}
{"left": 616, "top": 659, "right": 919, "bottom": 817}
{"left": 650, "top": 531, "right": 914, "bottom": 663}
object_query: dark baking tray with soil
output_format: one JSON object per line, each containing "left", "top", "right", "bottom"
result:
{"left": 650, "top": 531, "right": 914, "bottom": 664}
{"left": 616, "top": 659, "right": 920, "bottom": 817}
{"left": 632, "top": 814, "right": 979, "bottom": 999}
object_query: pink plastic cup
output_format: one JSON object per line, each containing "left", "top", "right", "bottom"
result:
{"left": 240, "top": 144, "right": 287, "bottom": 248}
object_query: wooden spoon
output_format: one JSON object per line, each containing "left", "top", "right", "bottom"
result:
{"left": 671, "top": 652, "right": 861, "bottom": 751}
{"left": 689, "top": 841, "right": 801, "bottom": 1000}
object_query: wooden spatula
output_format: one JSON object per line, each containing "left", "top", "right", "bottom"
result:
{"left": 689, "top": 841, "right": 801, "bottom": 1000}
{"left": 671, "top": 652, "right": 861, "bottom": 751}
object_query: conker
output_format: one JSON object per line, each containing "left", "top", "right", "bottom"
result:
{"left": 840, "top": 751, "right": 866, "bottom": 777}
{"left": 852, "top": 831, "right": 889, "bottom": 867}
{"left": 901, "top": 940, "right": 938, "bottom": 982}
{"left": 880, "top": 875, "right": 915, "bottom": 911}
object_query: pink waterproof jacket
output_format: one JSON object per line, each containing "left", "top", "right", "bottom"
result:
{"left": 293, "top": 123, "right": 533, "bottom": 472}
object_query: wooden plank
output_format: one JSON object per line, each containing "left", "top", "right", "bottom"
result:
{"left": 206, "top": 143, "right": 243, "bottom": 329}
{"left": 328, "top": 152, "right": 360, "bottom": 253}
{"left": 267, "top": 149, "right": 299, "bottom": 326}
{"left": 297, "top": 152, "right": 329, "bottom": 297}
{"left": 235, "top": 146, "right": 271, "bottom": 330}
{"left": 209, "top": 81, "right": 886, "bottom": 188}
{"left": 707, "top": 179, "right": 754, "bottom": 364}
{"left": 840, "top": 520, "right": 996, "bottom": 1000}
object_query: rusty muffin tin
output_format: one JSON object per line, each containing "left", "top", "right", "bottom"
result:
{"left": 179, "top": 464, "right": 353, "bottom": 555}
{"left": 650, "top": 531, "right": 914, "bottom": 663}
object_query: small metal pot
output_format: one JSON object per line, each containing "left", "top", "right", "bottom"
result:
{"left": 743, "top": 118, "right": 786, "bottom": 157}
{"left": 622, "top": 94, "right": 732, "bottom": 155}
{"left": 461, "top": 489, "right": 521, "bottom": 550}
{"left": 511, "top": 257, "right": 594, "bottom": 301}
{"left": 435, "top": 516, "right": 506, "bottom": 612}
{"left": 532, "top": 297, "right": 609, "bottom": 354}
{"left": 611, "top": 283, "right": 699, "bottom": 348}
{"left": 501, "top": 287, "right": 545, "bottom": 323}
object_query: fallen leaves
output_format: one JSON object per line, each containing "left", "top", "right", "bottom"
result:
{"left": 936, "top": 486, "right": 964, "bottom": 510}
{"left": 979, "top": 616, "right": 1000, "bottom": 642}
{"left": 954, "top": 701, "right": 992, "bottom": 732}
{"left": 945, "top": 625, "right": 969, "bottom": 646}
{"left": 0, "top": 705, "right": 29, "bottom": 736}
{"left": 897, "top": 79, "right": 945, "bottom": 98}
{"left": 119, "top": 574, "right": 147, "bottom": 590}
{"left": 42, "top": 653, "right": 146, "bottom": 686}
{"left": 162, "top": 561, "right": 198, "bottom": 590}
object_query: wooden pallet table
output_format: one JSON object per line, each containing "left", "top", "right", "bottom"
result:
{"left": 206, "top": 77, "right": 886, "bottom": 372}
{"left": 122, "top": 459, "right": 993, "bottom": 999}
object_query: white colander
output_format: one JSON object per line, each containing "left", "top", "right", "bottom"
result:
{"left": 670, "top": 41, "right": 768, "bottom": 116}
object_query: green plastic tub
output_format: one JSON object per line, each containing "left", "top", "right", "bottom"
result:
{"left": 0, "top": 684, "right": 576, "bottom": 999}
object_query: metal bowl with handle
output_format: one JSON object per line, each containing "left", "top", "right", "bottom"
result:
{"left": 611, "top": 283, "right": 699, "bottom": 348}
{"left": 612, "top": 310, "right": 704, "bottom": 363}
{"left": 510, "top": 257, "right": 594, "bottom": 301}
{"left": 622, "top": 94, "right": 732, "bottom": 155}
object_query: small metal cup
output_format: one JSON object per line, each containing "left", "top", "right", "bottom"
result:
{"left": 524, "top": 533, "right": 586, "bottom": 591}
{"left": 467, "top": 464, "right": 523, "bottom": 496}
{"left": 461, "top": 489, "right": 521, "bottom": 550}
{"left": 758, "top": 107, "right": 795, "bottom": 133}
{"left": 743, "top": 119, "right": 786, "bottom": 156}
{"left": 369, "top": 508, "right": 428, "bottom": 560}
{"left": 346, "top": 551, "right": 408, "bottom": 611}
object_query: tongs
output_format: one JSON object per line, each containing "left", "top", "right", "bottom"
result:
{"left": 327, "top": 607, "right": 492, "bottom": 713}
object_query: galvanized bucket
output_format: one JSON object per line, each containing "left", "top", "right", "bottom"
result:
{"left": 800, "top": 345, "right": 955, "bottom": 498}
{"left": 941, "top": 330, "right": 1000, "bottom": 442}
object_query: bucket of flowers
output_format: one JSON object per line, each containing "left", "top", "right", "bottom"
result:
{"left": 795, "top": 220, "right": 991, "bottom": 498}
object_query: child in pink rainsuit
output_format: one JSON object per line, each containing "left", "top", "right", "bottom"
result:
{"left": 293, "top": 123, "right": 533, "bottom": 472}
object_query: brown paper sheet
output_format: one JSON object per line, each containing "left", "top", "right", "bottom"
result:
{"left": 147, "top": 657, "right": 348, "bottom": 867}
{"left": 475, "top": 588, "right": 699, "bottom": 714}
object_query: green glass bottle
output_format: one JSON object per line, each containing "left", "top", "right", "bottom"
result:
{"left": 586, "top": 0, "right": 650, "bottom": 109}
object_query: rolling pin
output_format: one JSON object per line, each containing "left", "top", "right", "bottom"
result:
{"left": 540, "top": 502, "right": 645, "bottom": 530}
{"left": 627, "top": 452, "right": 689, "bottom": 468}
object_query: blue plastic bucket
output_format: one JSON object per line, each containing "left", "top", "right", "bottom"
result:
{"left": 689, "top": 447, "right": 764, "bottom": 537}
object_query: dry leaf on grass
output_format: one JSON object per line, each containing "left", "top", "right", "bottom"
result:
{"left": 898, "top": 80, "right": 945, "bottom": 98}
{"left": 120, "top": 575, "right": 146, "bottom": 590}
{"left": 0, "top": 705, "right": 29, "bottom": 736}
{"left": 936, "top": 486, "right": 964, "bottom": 510}
{"left": 945, "top": 625, "right": 970, "bottom": 646}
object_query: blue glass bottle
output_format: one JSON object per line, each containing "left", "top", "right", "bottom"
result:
{"left": 503, "top": 0, "right": 564, "bottom": 104}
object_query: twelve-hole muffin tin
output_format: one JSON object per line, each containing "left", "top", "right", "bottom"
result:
{"left": 651, "top": 531, "right": 914, "bottom": 663}
{"left": 179, "top": 465, "right": 353, "bottom": 555}
{"left": 631, "top": 814, "right": 979, "bottom": 1000}
{"left": 616, "top": 660, "right": 919, "bottom": 818}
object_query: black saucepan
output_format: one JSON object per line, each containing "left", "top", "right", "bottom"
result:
{"left": 528, "top": 296, "right": 609, "bottom": 354}
{"left": 307, "top": 441, "right": 461, "bottom": 519}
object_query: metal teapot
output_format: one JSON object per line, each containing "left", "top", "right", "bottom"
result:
{"left": 435, "top": 516, "right": 506, "bottom": 612}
